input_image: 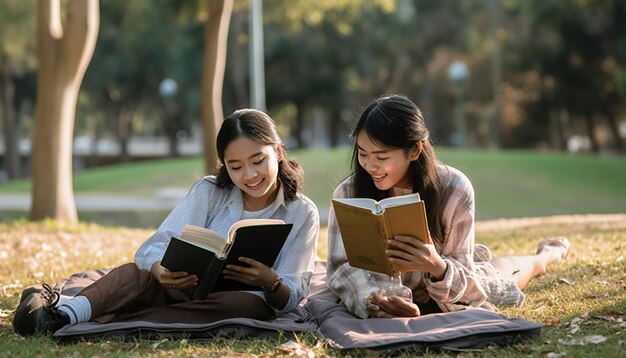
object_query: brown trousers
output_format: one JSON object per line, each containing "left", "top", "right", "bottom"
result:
{"left": 78, "top": 263, "right": 274, "bottom": 324}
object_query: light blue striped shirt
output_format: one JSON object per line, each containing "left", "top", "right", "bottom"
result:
{"left": 134, "top": 176, "right": 319, "bottom": 314}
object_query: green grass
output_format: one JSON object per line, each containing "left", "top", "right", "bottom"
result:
{"left": 1, "top": 148, "right": 625, "bottom": 219}
{"left": 1, "top": 215, "right": 624, "bottom": 356}
{"left": 439, "top": 149, "right": 626, "bottom": 218}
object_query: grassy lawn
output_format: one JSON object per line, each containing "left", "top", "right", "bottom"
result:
{"left": 1, "top": 148, "right": 625, "bottom": 222}
{"left": 0, "top": 215, "right": 624, "bottom": 356}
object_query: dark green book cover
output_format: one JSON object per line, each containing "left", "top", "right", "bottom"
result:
{"left": 161, "top": 223, "right": 293, "bottom": 299}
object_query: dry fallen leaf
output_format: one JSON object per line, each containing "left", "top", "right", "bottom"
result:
{"left": 534, "top": 305, "right": 546, "bottom": 313}
{"left": 546, "top": 352, "right": 568, "bottom": 358}
{"left": 152, "top": 338, "right": 169, "bottom": 349}
{"left": 277, "top": 340, "right": 315, "bottom": 357}
{"left": 559, "top": 335, "right": 608, "bottom": 345}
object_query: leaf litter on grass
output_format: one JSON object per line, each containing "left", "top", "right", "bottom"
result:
{"left": 0, "top": 215, "right": 625, "bottom": 357}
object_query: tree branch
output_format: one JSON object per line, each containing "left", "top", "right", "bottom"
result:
{"left": 61, "top": 0, "right": 99, "bottom": 83}
{"left": 36, "top": 0, "right": 63, "bottom": 65}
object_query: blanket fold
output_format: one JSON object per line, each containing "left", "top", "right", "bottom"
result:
{"left": 50, "top": 262, "right": 542, "bottom": 354}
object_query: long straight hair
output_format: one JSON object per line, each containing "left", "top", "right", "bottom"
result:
{"left": 215, "top": 109, "right": 303, "bottom": 201}
{"left": 350, "top": 95, "right": 450, "bottom": 244}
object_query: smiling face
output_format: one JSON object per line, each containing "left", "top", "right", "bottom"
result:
{"left": 356, "top": 131, "right": 420, "bottom": 191}
{"left": 224, "top": 136, "right": 282, "bottom": 209}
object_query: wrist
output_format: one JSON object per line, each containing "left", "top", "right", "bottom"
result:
{"left": 150, "top": 261, "right": 162, "bottom": 276}
{"left": 261, "top": 276, "right": 282, "bottom": 293}
{"left": 432, "top": 260, "right": 448, "bottom": 281}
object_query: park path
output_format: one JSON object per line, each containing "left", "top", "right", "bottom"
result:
{"left": 0, "top": 192, "right": 331, "bottom": 225}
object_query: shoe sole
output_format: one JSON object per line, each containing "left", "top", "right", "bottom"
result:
{"left": 13, "top": 292, "right": 40, "bottom": 336}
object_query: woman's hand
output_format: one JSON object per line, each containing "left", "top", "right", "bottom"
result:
{"left": 386, "top": 235, "right": 448, "bottom": 280}
{"left": 367, "top": 291, "right": 420, "bottom": 318}
{"left": 150, "top": 260, "right": 198, "bottom": 290}
{"left": 222, "top": 257, "right": 278, "bottom": 288}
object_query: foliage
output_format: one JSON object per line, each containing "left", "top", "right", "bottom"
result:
{"left": 0, "top": 216, "right": 624, "bottom": 356}
{"left": 0, "top": 0, "right": 35, "bottom": 72}
{"left": 78, "top": 0, "right": 204, "bottom": 158}
{"left": 1, "top": 0, "right": 626, "bottom": 186}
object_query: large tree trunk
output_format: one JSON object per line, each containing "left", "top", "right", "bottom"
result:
{"left": 201, "top": 0, "right": 233, "bottom": 174}
{"left": 30, "top": 0, "right": 99, "bottom": 223}
{"left": 1, "top": 53, "right": 20, "bottom": 179}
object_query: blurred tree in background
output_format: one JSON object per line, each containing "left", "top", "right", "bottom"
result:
{"left": 0, "top": 0, "right": 35, "bottom": 180}
{"left": 0, "top": 0, "right": 625, "bottom": 183}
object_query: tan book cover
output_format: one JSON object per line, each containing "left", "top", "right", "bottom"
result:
{"left": 332, "top": 193, "right": 430, "bottom": 276}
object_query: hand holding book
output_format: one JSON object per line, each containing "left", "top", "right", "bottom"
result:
{"left": 151, "top": 261, "right": 199, "bottom": 290}
{"left": 160, "top": 220, "right": 293, "bottom": 298}
{"left": 331, "top": 192, "right": 431, "bottom": 276}
{"left": 222, "top": 256, "right": 280, "bottom": 290}
{"left": 332, "top": 192, "right": 432, "bottom": 302}
{"left": 386, "top": 235, "right": 447, "bottom": 281}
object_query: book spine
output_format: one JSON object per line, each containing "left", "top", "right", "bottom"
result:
{"left": 194, "top": 257, "right": 226, "bottom": 299}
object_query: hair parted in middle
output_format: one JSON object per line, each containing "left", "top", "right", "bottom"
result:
{"left": 215, "top": 108, "right": 304, "bottom": 201}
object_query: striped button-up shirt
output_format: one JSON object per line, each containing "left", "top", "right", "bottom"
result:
{"left": 327, "top": 164, "right": 493, "bottom": 318}
{"left": 135, "top": 176, "right": 319, "bottom": 314}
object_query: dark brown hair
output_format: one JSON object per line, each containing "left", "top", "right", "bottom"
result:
{"left": 215, "top": 109, "right": 303, "bottom": 201}
{"left": 350, "top": 95, "right": 451, "bottom": 244}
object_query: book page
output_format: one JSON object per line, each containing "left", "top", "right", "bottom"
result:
{"left": 379, "top": 192, "right": 421, "bottom": 209}
{"left": 333, "top": 193, "right": 421, "bottom": 214}
{"left": 179, "top": 225, "right": 228, "bottom": 254}
{"left": 227, "top": 218, "right": 285, "bottom": 243}
{"left": 332, "top": 198, "right": 378, "bottom": 213}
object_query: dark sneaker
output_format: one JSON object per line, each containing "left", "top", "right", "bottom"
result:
{"left": 13, "top": 283, "right": 70, "bottom": 336}
{"left": 18, "top": 285, "right": 43, "bottom": 304}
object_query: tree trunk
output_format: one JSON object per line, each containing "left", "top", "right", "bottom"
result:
{"left": 549, "top": 110, "right": 567, "bottom": 151}
{"left": 30, "top": 0, "right": 99, "bottom": 223}
{"left": 229, "top": 10, "right": 248, "bottom": 106}
{"left": 602, "top": 106, "right": 625, "bottom": 152}
{"left": 328, "top": 108, "right": 342, "bottom": 148}
{"left": 158, "top": 96, "right": 180, "bottom": 158}
{"left": 583, "top": 112, "right": 600, "bottom": 153}
{"left": 201, "top": 0, "right": 233, "bottom": 174}
{"left": 117, "top": 108, "right": 132, "bottom": 163}
{"left": 1, "top": 53, "right": 20, "bottom": 179}
{"left": 292, "top": 100, "right": 306, "bottom": 149}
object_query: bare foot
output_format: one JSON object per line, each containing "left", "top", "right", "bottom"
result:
{"left": 536, "top": 237, "right": 570, "bottom": 263}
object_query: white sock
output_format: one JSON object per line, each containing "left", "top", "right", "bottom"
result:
{"left": 58, "top": 295, "right": 92, "bottom": 325}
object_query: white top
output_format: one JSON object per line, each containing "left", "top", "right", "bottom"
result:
{"left": 134, "top": 176, "right": 320, "bottom": 313}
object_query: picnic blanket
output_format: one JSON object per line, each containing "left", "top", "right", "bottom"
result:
{"left": 51, "top": 262, "right": 542, "bottom": 354}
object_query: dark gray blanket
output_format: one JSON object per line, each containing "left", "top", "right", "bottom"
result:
{"left": 52, "top": 263, "right": 542, "bottom": 354}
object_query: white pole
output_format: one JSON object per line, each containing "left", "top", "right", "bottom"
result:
{"left": 249, "top": 0, "right": 265, "bottom": 110}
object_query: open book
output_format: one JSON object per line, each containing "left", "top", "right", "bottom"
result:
{"left": 332, "top": 192, "right": 430, "bottom": 276}
{"left": 160, "top": 219, "right": 293, "bottom": 299}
